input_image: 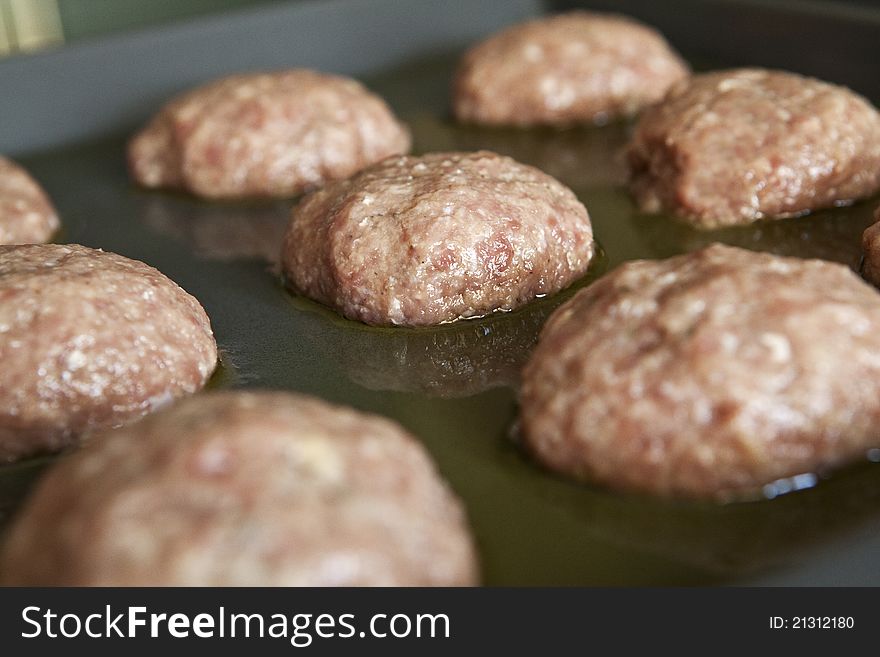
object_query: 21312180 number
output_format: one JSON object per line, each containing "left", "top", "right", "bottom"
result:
{"left": 770, "top": 616, "right": 854, "bottom": 629}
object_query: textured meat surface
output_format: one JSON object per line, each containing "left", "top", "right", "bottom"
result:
{"left": 128, "top": 70, "right": 411, "bottom": 199}
{"left": 281, "top": 151, "right": 594, "bottom": 326}
{"left": 0, "top": 391, "right": 479, "bottom": 586}
{"left": 453, "top": 11, "right": 688, "bottom": 127}
{"left": 0, "top": 244, "right": 217, "bottom": 462}
{"left": 520, "top": 244, "right": 880, "bottom": 499}
{"left": 0, "top": 157, "right": 60, "bottom": 245}
{"left": 627, "top": 69, "right": 880, "bottom": 228}
{"left": 862, "top": 206, "right": 880, "bottom": 285}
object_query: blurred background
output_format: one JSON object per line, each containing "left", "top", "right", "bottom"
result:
{"left": 3, "top": 0, "right": 879, "bottom": 57}
{"left": 0, "top": 0, "right": 880, "bottom": 57}
{"left": 0, "top": 0, "right": 281, "bottom": 55}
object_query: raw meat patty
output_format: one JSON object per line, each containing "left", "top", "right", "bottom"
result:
{"left": 0, "top": 244, "right": 217, "bottom": 462}
{"left": 627, "top": 69, "right": 880, "bottom": 228}
{"left": 0, "top": 156, "right": 59, "bottom": 245}
{"left": 128, "top": 70, "right": 411, "bottom": 199}
{"left": 520, "top": 244, "right": 880, "bottom": 499}
{"left": 281, "top": 151, "right": 594, "bottom": 326}
{"left": 453, "top": 11, "right": 688, "bottom": 126}
{"left": 0, "top": 391, "right": 479, "bottom": 586}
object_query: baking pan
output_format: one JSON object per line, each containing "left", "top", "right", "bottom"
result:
{"left": 1, "top": 0, "right": 880, "bottom": 586}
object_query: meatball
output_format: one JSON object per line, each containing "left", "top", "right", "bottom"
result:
{"left": 861, "top": 206, "right": 880, "bottom": 285}
{"left": 520, "top": 244, "right": 880, "bottom": 499}
{"left": 0, "top": 156, "right": 59, "bottom": 245}
{"left": 128, "top": 70, "right": 411, "bottom": 200}
{"left": 0, "top": 391, "right": 479, "bottom": 586}
{"left": 453, "top": 11, "right": 688, "bottom": 127}
{"left": 0, "top": 244, "right": 217, "bottom": 462}
{"left": 627, "top": 69, "right": 880, "bottom": 228}
{"left": 281, "top": 151, "right": 594, "bottom": 326}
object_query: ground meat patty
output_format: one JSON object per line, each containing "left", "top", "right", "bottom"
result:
{"left": 520, "top": 244, "right": 880, "bottom": 499}
{"left": 0, "top": 157, "right": 60, "bottom": 245}
{"left": 128, "top": 70, "right": 411, "bottom": 199}
{"left": 0, "top": 244, "right": 217, "bottom": 462}
{"left": 861, "top": 206, "right": 880, "bottom": 285}
{"left": 453, "top": 11, "right": 688, "bottom": 127}
{"left": 627, "top": 69, "right": 880, "bottom": 228}
{"left": 0, "top": 391, "right": 479, "bottom": 586}
{"left": 281, "top": 151, "right": 594, "bottom": 326}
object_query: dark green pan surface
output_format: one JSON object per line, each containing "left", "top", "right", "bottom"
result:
{"left": 3, "top": 36, "right": 880, "bottom": 587}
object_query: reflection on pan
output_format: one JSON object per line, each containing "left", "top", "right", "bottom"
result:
{"left": 136, "top": 194, "right": 292, "bottom": 265}
{"left": 290, "top": 246, "right": 606, "bottom": 399}
{"left": 511, "top": 441, "right": 880, "bottom": 578}
{"left": 0, "top": 458, "right": 53, "bottom": 534}
{"left": 631, "top": 200, "right": 880, "bottom": 270}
